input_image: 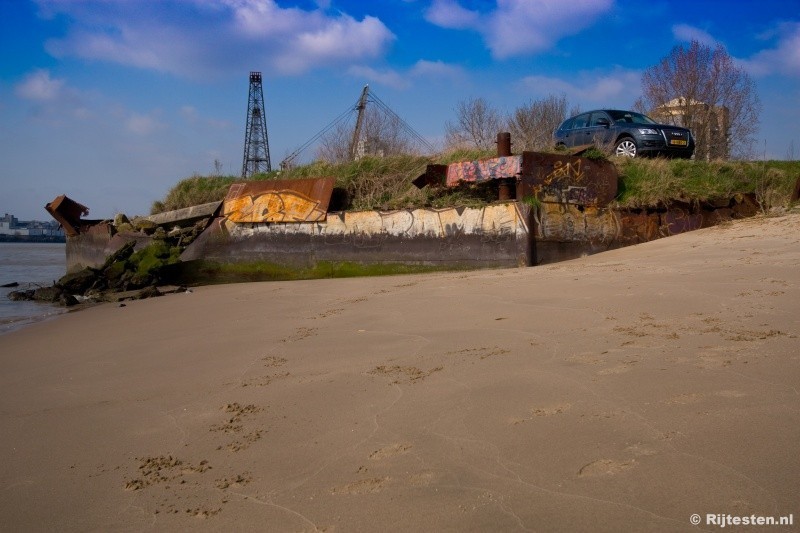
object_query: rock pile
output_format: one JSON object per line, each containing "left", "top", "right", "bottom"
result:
{"left": 8, "top": 239, "right": 187, "bottom": 306}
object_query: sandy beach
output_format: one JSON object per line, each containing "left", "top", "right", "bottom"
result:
{"left": 1, "top": 213, "right": 798, "bottom": 531}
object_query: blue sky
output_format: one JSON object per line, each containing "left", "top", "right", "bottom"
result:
{"left": 1, "top": 0, "right": 799, "bottom": 221}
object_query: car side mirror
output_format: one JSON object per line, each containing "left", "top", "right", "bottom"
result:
{"left": 596, "top": 118, "right": 610, "bottom": 128}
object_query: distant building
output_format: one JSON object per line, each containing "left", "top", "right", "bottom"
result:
{"left": 0, "top": 213, "right": 65, "bottom": 240}
{"left": 651, "top": 98, "right": 730, "bottom": 161}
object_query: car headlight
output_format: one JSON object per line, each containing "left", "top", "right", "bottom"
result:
{"left": 638, "top": 128, "right": 659, "bottom": 135}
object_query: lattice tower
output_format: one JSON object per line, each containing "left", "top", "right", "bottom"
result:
{"left": 241, "top": 72, "right": 272, "bottom": 178}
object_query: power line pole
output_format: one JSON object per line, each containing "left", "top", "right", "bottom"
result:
{"left": 349, "top": 85, "right": 369, "bottom": 161}
{"left": 241, "top": 72, "right": 272, "bottom": 178}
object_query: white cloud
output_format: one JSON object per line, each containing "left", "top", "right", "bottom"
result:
{"left": 518, "top": 69, "right": 642, "bottom": 108}
{"left": 424, "top": 0, "right": 480, "bottom": 29}
{"left": 410, "top": 59, "right": 465, "bottom": 79}
{"left": 37, "top": 0, "right": 395, "bottom": 78}
{"left": 14, "top": 69, "right": 65, "bottom": 101}
{"left": 347, "top": 59, "right": 465, "bottom": 90}
{"left": 672, "top": 24, "right": 719, "bottom": 47}
{"left": 424, "top": 0, "right": 614, "bottom": 59}
{"left": 347, "top": 66, "right": 410, "bottom": 90}
{"left": 739, "top": 22, "right": 800, "bottom": 77}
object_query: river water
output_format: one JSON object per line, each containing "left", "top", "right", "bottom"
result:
{"left": 0, "top": 242, "right": 68, "bottom": 335}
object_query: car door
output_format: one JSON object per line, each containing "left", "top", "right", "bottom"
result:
{"left": 587, "top": 111, "right": 614, "bottom": 147}
{"left": 565, "top": 112, "right": 591, "bottom": 148}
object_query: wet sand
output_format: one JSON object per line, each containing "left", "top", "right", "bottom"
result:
{"left": 1, "top": 214, "right": 798, "bottom": 531}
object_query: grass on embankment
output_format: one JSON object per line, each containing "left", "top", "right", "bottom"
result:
{"left": 151, "top": 151, "right": 799, "bottom": 215}
{"left": 614, "top": 158, "right": 800, "bottom": 209}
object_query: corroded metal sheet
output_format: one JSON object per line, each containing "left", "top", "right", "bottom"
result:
{"left": 412, "top": 164, "right": 447, "bottom": 189}
{"left": 536, "top": 202, "right": 618, "bottom": 244}
{"left": 445, "top": 156, "right": 522, "bottom": 187}
{"left": 223, "top": 177, "right": 334, "bottom": 223}
{"left": 519, "top": 152, "right": 617, "bottom": 206}
{"left": 45, "top": 195, "right": 90, "bottom": 237}
{"left": 663, "top": 208, "right": 703, "bottom": 235}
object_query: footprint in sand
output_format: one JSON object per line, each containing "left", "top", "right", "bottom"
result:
{"left": 578, "top": 458, "right": 636, "bottom": 477}
{"left": 281, "top": 327, "right": 317, "bottom": 343}
{"left": 331, "top": 477, "right": 390, "bottom": 495}
{"left": 510, "top": 403, "right": 571, "bottom": 425}
{"left": 261, "top": 356, "right": 288, "bottom": 367}
{"left": 369, "top": 443, "right": 412, "bottom": 460}
{"left": 209, "top": 403, "right": 265, "bottom": 452}
{"left": 368, "top": 365, "right": 442, "bottom": 385}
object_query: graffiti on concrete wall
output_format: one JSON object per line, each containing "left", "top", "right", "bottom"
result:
{"left": 230, "top": 203, "right": 525, "bottom": 241}
{"left": 446, "top": 156, "right": 522, "bottom": 187}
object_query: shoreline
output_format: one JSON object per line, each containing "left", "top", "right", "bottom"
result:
{"left": 1, "top": 213, "right": 798, "bottom": 530}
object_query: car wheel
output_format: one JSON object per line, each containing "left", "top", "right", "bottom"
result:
{"left": 615, "top": 138, "right": 637, "bottom": 157}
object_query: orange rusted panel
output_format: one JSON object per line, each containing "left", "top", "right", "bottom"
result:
{"left": 45, "top": 195, "right": 90, "bottom": 236}
{"left": 223, "top": 177, "right": 335, "bottom": 223}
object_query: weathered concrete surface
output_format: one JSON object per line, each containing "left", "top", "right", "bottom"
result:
{"left": 182, "top": 203, "right": 532, "bottom": 269}
{"left": 65, "top": 224, "right": 153, "bottom": 274}
{"left": 145, "top": 201, "right": 220, "bottom": 227}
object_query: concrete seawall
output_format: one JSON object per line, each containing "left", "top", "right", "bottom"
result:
{"left": 181, "top": 203, "right": 533, "bottom": 270}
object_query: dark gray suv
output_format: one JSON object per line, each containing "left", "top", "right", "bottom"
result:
{"left": 553, "top": 109, "right": 694, "bottom": 159}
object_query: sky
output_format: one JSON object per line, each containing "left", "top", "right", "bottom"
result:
{"left": 1, "top": 0, "right": 799, "bottom": 221}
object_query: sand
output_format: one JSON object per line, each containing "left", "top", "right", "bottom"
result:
{"left": 1, "top": 214, "right": 798, "bottom": 532}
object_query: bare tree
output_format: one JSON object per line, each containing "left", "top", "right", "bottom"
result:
{"left": 507, "top": 95, "right": 571, "bottom": 151}
{"left": 445, "top": 97, "right": 503, "bottom": 150}
{"left": 316, "top": 106, "right": 417, "bottom": 163}
{"left": 636, "top": 40, "right": 761, "bottom": 160}
{"left": 315, "top": 121, "right": 352, "bottom": 163}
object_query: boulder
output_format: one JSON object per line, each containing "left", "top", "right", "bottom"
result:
{"left": 57, "top": 268, "right": 99, "bottom": 294}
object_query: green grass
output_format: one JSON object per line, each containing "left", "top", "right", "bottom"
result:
{"left": 151, "top": 151, "right": 800, "bottom": 215}
{"left": 613, "top": 158, "right": 799, "bottom": 209}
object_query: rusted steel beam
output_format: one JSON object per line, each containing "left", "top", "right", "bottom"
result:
{"left": 223, "top": 177, "right": 335, "bottom": 223}
{"left": 45, "top": 195, "right": 90, "bottom": 237}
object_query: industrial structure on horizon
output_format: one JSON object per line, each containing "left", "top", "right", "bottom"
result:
{"left": 241, "top": 71, "right": 272, "bottom": 178}
{"left": 0, "top": 213, "right": 64, "bottom": 241}
{"left": 652, "top": 97, "right": 731, "bottom": 160}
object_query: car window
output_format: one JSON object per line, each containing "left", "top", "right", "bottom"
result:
{"left": 572, "top": 113, "right": 590, "bottom": 129}
{"left": 590, "top": 112, "right": 610, "bottom": 126}
{"left": 607, "top": 110, "right": 656, "bottom": 124}
{"left": 559, "top": 118, "right": 574, "bottom": 131}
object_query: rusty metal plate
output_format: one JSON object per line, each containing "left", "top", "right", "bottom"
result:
{"left": 45, "top": 195, "right": 90, "bottom": 236}
{"left": 223, "top": 177, "right": 335, "bottom": 223}
{"left": 663, "top": 208, "right": 703, "bottom": 235}
{"left": 412, "top": 164, "right": 447, "bottom": 189}
{"left": 519, "top": 152, "right": 618, "bottom": 206}
{"left": 445, "top": 155, "right": 522, "bottom": 187}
